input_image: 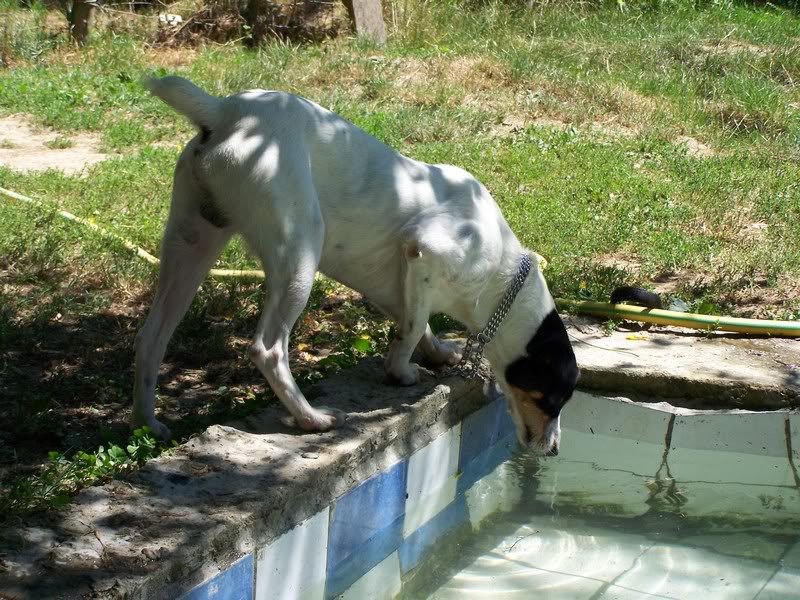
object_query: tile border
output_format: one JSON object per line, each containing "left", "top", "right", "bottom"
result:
{"left": 175, "top": 395, "right": 800, "bottom": 600}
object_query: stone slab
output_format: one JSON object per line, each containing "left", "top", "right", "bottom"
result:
{"left": 566, "top": 315, "right": 800, "bottom": 410}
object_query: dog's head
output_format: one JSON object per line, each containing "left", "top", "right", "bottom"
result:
{"left": 502, "top": 309, "right": 579, "bottom": 455}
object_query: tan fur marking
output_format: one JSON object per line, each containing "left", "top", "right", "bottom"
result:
{"left": 508, "top": 385, "right": 551, "bottom": 442}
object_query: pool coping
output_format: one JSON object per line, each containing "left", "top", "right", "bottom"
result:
{"left": 1, "top": 324, "right": 798, "bottom": 599}
{"left": 566, "top": 315, "right": 800, "bottom": 410}
{"left": 1, "top": 359, "right": 489, "bottom": 599}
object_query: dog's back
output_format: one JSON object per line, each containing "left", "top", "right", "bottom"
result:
{"left": 146, "top": 76, "right": 512, "bottom": 306}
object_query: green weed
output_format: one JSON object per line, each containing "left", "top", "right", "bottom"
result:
{"left": 44, "top": 135, "right": 73, "bottom": 149}
{"left": 0, "top": 426, "right": 171, "bottom": 524}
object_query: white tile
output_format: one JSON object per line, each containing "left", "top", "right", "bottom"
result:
{"left": 665, "top": 481, "right": 800, "bottom": 523}
{"left": 532, "top": 453, "right": 655, "bottom": 517}
{"left": 790, "top": 413, "right": 800, "bottom": 464}
{"left": 404, "top": 426, "right": 461, "bottom": 536}
{"left": 559, "top": 392, "right": 670, "bottom": 476}
{"left": 668, "top": 447, "right": 796, "bottom": 487}
{"left": 430, "top": 522, "right": 651, "bottom": 600}
{"left": 615, "top": 543, "right": 776, "bottom": 599}
{"left": 465, "top": 459, "right": 522, "bottom": 531}
{"left": 404, "top": 475, "right": 457, "bottom": 535}
{"left": 757, "top": 567, "right": 800, "bottom": 599}
{"left": 497, "top": 523, "right": 652, "bottom": 582}
{"left": 671, "top": 412, "right": 788, "bottom": 456}
{"left": 544, "top": 397, "right": 668, "bottom": 517}
{"left": 597, "top": 585, "right": 669, "bottom": 599}
{"left": 562, "top": 392, "right": 672, "bottom": 446}
{"left": 783, "top": 540, "right": 800, "bottom": 570}
{"left": 255, "top": 508, "right": 329, "bottom": 600}
{"left": 681, "top": 532, "right": 788, "bottom": 563}
{"left": 558, "top": 428, "right": 666, "bottom": 477}
{"left": 337, "top": 551, "right": 402, "bottom": 600}
{"left": 429, "top": 555, "right": 604, "bottom": 600}
{"left": 668, "top": 411, "right": 793, "bottom": 486}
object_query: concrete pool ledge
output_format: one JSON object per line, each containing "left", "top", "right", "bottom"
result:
{"left": 1, "top": 320, "right": 798, "bottom": 599}
{"left": 1, "top": 360, "right": 489, "bottom": 600}
{"left": 566, "top": 315, "right": 800, "bottom": 410}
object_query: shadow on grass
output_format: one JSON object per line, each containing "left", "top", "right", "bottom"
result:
{"left": 0, "top": 284, "right": 275, "bottom": 488}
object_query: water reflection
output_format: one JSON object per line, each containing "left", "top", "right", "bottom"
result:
{"left": 403, "top": 434, "right": 800, "bottom": 599}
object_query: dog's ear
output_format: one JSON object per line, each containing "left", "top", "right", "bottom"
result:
{"left": 505, "top": 309, "right": 579, "bottom": 417}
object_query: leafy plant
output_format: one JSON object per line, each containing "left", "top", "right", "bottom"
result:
{"left": 0, "top": 426, "right": 171, "bottom": 524}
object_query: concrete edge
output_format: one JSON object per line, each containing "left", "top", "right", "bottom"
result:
{"left": 0, "top": 358, "right": 487, "bottom": 600}
{"left": 578, "top": 366, "right": 799, "bottom": 411}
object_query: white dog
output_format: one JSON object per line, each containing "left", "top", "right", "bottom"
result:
{"left": 132, "top": 76, "right": 579, "bottom": 455}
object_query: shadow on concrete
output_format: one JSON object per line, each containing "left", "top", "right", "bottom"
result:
{"left": 1, "top": 358, "right": 486, "bottom": 599}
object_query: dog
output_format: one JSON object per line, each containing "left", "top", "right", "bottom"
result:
{"left": 132, "top": 76, "right": 579, "bottom": 455}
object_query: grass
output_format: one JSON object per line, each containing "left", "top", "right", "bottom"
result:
{"left": 1, "top": 0, "right": 799, "bottom": 519}
{"left": 43, "top": 135, "right": 73, "bottom": 149}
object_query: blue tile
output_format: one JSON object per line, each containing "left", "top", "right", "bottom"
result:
{"left": 497, "top": 397, "right": 516, "bottom": 438}
{"left": 457, "top": 432, "right": 517, "bottom": 495}
{"left": 325, "top": 460, "right": 408, "bottom": 599}
{"left": 181, "top": 554, "right": 253, "bottom": 600}
{"left": 459, "top": 396, "right": 516, "bottom": 473}
{"left": 398, "top": 494, "right": 468, "bottom": 574}
{"left": 324, "top": 513, "right": 405, "bottom": 599}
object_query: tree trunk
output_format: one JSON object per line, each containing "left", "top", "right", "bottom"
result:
{"left": 342, "top": 0, "right": 386, "bottom": 45}
{"left": 70, "top": 0, "right": 96, "bottom": 46}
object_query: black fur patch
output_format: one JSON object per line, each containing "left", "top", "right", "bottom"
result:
{"left": 198, "top": 192, "right": 229, "bottom": 228}
{"left": 200, "top": 127, "right": 212, "bottom": 144}
{"left": 505, "top": 308, "right": 580, "bottom": 418}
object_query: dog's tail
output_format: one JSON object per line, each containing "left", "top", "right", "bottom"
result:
{"left": 145, "top": 76, "right": 222, "bottom": 134}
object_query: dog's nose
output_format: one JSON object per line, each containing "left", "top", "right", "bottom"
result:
{"left": 546, "top": 445, "right": 559, "bottom": 457}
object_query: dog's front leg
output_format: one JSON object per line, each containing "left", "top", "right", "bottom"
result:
{"left": 384, "top": 241, "right": 438, "bottom": 385}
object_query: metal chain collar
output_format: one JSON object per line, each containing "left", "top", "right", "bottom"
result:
{"left": 446, "top": 253, "right": 532, "bottom": 380}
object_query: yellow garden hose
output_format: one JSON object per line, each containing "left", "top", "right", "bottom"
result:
{"left": 0, "top": 186, "right": 265, "bottom": 280}
{"left": 2, "top": 186, "right": 797, "bottom": 337}
{"left": 555, "top": 298, "right": 800, "bottom": 338}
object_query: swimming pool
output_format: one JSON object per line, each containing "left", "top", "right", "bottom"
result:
{"left": 170, "top": 389, "right": 799, "bottom": 600}
{"left": 399, "top": 394, "right": 800, "bottom": 599}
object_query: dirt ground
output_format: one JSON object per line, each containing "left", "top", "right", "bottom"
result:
{"left": 0, "top": 115, "right": 112, "bottom": 175}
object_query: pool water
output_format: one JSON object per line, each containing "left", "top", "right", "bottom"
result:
{"left": 400, "top": 398, "right": 800, "bottom": 600}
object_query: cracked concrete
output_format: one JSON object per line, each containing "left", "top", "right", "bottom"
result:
{"left": 1, "top": 318, "right": 797, "bottom": 599}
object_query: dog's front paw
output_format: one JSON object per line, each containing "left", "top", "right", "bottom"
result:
{"left": 130, "top": 415, "right": 173, "bottom": 441}
{"left": 420, "top": 338, "right": 462, "bottom": 368}
{"left": 283, "top": 406, "right": 347, "bottom": 432}
{"left": 434, "top": 339, "right": 463, "bottom": 367}
{"left": 385, "top": 362, "right": 420, "bottom": 386}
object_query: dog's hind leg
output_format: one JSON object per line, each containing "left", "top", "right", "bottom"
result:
{"left": 132, "top": 201, "right": 232, "bottom": 440}
{"left": 243, "top": 187, "right": 345, "bottom": 432}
